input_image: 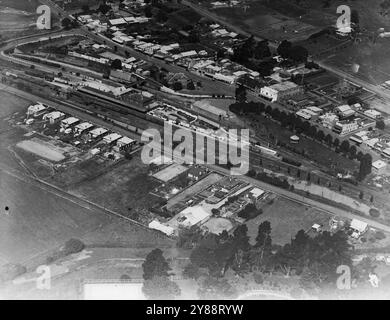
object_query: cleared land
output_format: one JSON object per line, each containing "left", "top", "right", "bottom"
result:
{"left": 245, "top": 197, "right": 331, "bottom": 245}
{"left": 152, "top": 163, "right": 189, "bottom": 182}
{"left": 16, "top": 139, "right": 66, "bottom": 162}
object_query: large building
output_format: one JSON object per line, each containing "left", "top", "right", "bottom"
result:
{"left": 335, "top": 105, "right": 355, "bottom": 119}
{"left": 259, "top": 81, "right": 302, "bottom": 102}
{"left": 333, "top": 120, "right": 358, "bottom": 136}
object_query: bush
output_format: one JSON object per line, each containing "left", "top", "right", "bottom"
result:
{"left": 375, "top": 231, "right": 386, "bottom": 240}
{"left": 63, "top": 239, "right": 85, "bottom": 255}
{"left": 369, "top": 208, "right": 381, "bottom": 218}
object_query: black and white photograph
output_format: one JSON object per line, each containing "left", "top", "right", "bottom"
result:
{"left": 0, "top": 0, "right": 389, "bottom": 304}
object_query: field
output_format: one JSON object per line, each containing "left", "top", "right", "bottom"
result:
{"left": 0, "top": 90, "right": 173, "bottom": 267}
{"left": 0, "top": 170, "right": 112, "bottom": 264}
{"left": 73, "top": 155, "right": 163, "bottom": 220}
{"left": 152, "top": 163, "right": 188, "bottom": 182}
{"left": 245, "top": 197, "right": 331, "bottom": 245}
{"left": 16, "top": 139, "right": 66, "bottom": 162}
{"left": 212, "top": 1, "right": 322, "bottom": 43}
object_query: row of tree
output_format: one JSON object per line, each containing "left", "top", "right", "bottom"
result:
{"left": 229, "top": 101, "right": 373, "bottom": 180}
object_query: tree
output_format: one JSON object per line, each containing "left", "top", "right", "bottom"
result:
{"left": 142, "top": 249, "right": 171, "bottom": 280}
{"left": 253, "top": 221, "right": 272, "bottom": 269}
{"left": 235, "top": 85, "right": 247, "bottom": 103}
{"left": 325, "top": 133, "right": 333, "bottom": 146}
{"left": 144, "top": 5, "right": 153, "bottom": 17}
{"left": 111, "top": 59, "right": 122, "bottom": 70}
{"left": 183, "top": 263, "right": 201, "bottom": 280}
{"left": 333, "top": 138, "right": 340, "bottom": 148}
{"left": 358, "top": 153, "right": 372, "bottom": 180}
{"left": 63, "top": 239, "right": 85, "bottom": 255}
{"left": 172, "top": 82, "right": 183, "bottom": 91}
{"left": 376, "top": 119, "right": 386, "bottom": 130}
{"left": 289, "top": 46, "right": 309, "bottom": 63}
{"left": 61, "top": 17, "right": 72, "bottom": 30}
{"left": 277, "top": 40, "right": 292, "bottom": 59}
{"left": 142, "top": 276, "right": 181, "bottom": 299}
{"left": 81, "top": 4, "right": 90, "bottom": 13}
{"left": 340, "top": 140, "right": 350, "bottom": 153}
{"left": 98, "top": 3, "right": 112, "bottom": 15}
{"left": 187, "top": 81, "right": 195, "bottom": 90}
{"left": 316, "top": 130, "right": 325, "bottom": 142}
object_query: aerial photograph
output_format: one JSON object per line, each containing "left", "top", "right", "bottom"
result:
{"left": 1, "top": 0, "right": 390, "bottom": 302}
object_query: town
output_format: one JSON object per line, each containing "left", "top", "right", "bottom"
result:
{"left": 1, "top": 0, "right": 390, "bottom": 301}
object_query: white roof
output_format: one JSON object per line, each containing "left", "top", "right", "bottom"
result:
{"left": 373, "top": 160, "right": 387, "bottom": 169}
{"left": 170, "top": 205, "right": 211, "bottom": 228}
{"left": 250, "top": 187, "right": 265, "bottom": 198}
{"left": 61, "top": 117, "right": 79, "bottom": 125}
{"left": 44, "top": 111, "right": 65, "bottom": 120}
{"left": 103, "top": 133, "right": 122, "bottom": 143}
{"left": 337, "top": 105, "right": 352, "bottom": 111}
{"left": 90, "top": 127, "right": 108, "bottom": 136}
{"left": 350, "top": 219, "right": 368, "bottom": 233}
{"left": 28, "top": 103, "right": 46, "bottom": 113}
{"left": 75, "top": 122, "right": 93, "bottom": 130}
{"left": 109, "top": 18, "right": 126, "bottom": 26}
{"left": 148, "top": 220, "right": 175, "bottom": 236}
{"left": 117, "top": 136, "right": 134, "bottom": 145}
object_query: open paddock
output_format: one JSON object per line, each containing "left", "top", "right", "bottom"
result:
{"left": 16, "top": 139, "right": 66, "bottom": 162}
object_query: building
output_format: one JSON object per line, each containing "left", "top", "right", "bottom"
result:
{"left": 364, "top": 109, "right": 382, "bottom": 120}
{"left": 248, "top": 187, "right": 265, "bottom": 200}
{"left": 320, "top": 113, "right": 339, "bottom": 129}
{"left": 350, "top": 219, "right": 368, "bottom": 238}
{"left": 349, "top": 131, "right": 369, "bottom": 145}
{"left": 335, "top": 105, "right": 355, "bottom": 119}
{"left": 74, "top": 122, "right": 94, "bottom": 136}
{"left": 333, "top": 121, "right": 358, "bottom": 136}
{"left": 382, "top": 148, "right": 390, "bottom": 159}
{"left": 27, "top": 103, "right": 47, "bottom": 117}
{"left": 103, "top": 133, "right": 122, "bottom": 145}
{"left": 148, "top": 220, "right": 175, "bottom": 237}
{"left": 259, "top": 81, "right": 302, "bottom": 102}
{"left": 168, "top": 205, "right": 211, "bottom": 229}
{"left": 61, "top": 117, "right": 80, "bottom": 129}
{"left": 296, "top": 108, "right": 320, "bottom": 120}
{"left": 88, "top": 127, "right": 108, "bottom": 140}
{"left": 372, "top": 160, "right": 387, "bottom": 175}
{"left": 114, "top": 136, "right": 136, "bottom": 152}
{"left": 43, "top": 111, "right": 65, "bottom": 124}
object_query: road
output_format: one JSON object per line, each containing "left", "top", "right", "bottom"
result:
{"left": 208, "top": 164, "right": 390, "bottom": 233}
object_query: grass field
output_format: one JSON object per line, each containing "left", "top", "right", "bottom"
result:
{"left": 245, "top": 197, "right": 331, "bottom": 245}
{"left": 73, "top": 154, "right": 163, "bottom": 220}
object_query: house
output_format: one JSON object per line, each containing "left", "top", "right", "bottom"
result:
{"left": 248, "top": 187, "right": 265, "bottom": 200}
{"left": 88, "top": 127, "right": 108, "bottom": 140}
{"left": 335, "top": 105, "right": 355, "bottom": 119}
{"left": 114, "top": 136, "right": 136, "bottom": 152}
{"left": 260, "top": 81, "right": 302, "bottom": 102}
{"left": 320, "top": 113, "right": 339, "bottom": 129}
{"left": 372, "top": 160, "right": 387, "bottom": 175}
{"left": 103, "top": 133, "right": 122, "bottom": 145}
{"left": 364, "top": 109, "right": 382, "bottom": 120}
{"left": 333, "top": 120, "right": 358, "bottom": 136}
{"left": 350, "top": 219, "right": 368, "bottom": 238}
{"left": 168, "top": 205, "right": 211, "bottom": 229}
{"left": 148, "top": 220, "right": 175, "bottom": 237}
{"left": 61, "top": 117, "right": 80, "bottom": 129}
{"left": 43, "top": 111, "right": 65, "bottom": 124}
{"left": 74, "top": 122, "right": 94, "bottom": 136}
{"left": 27, "top": 103, "right": 47, "bottom": 117}
{"left": 213, "top": 73, "right": 235, "bottom": 84}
